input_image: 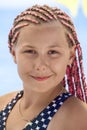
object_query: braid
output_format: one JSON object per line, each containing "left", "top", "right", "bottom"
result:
{"left": 8, "top": 5, "right": 87, "bottom": 102}
{"left": 72, "top": 58, "right": 84, "bottom": 101}
{"left": 66, "top": 65, "right": 75, "bottom": 95}
{"left": 76, "top": 44, "right": 87, "bottom": 101}
{"left": 38, "top": 5, "right": 58, "bottom": 20}
{"left": 26, "top": 6, "right": 54, "bottom": 20}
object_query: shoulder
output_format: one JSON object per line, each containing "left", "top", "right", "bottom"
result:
{"left": 47, "top": 96, "right": 87, "bottom": 130}
{"left": 0, "top": 91, "right": 19, "bottom": 111}
{"left": 65, "top": 96, "right": 87, "bottom": 129}
{"left": 67, "top": 96, "right": 87, "bottom": 128}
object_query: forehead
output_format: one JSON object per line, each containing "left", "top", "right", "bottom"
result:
{"left": 19, "top": 21, "right": 65, "bottom": 35}
{"left": 17, "top": 21, "right": 68, "bottom": 48}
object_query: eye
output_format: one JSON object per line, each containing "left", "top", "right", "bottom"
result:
{"left": 24, "top": 50, "right": 36, "bottom": 54}
{"left": 48, "top": 50, "right": 59, "bottom": 55}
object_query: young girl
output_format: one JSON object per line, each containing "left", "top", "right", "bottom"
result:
{"left": 0, "top": 5, "right": 87, "bottom": 130}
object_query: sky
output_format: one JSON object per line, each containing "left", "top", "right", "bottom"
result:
{"left": 0, "top": 0, "right": 87, "bottom": 95}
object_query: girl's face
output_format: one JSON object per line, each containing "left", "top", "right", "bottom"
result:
{"left": 12, "top": 21, "right": 75, "bottom": 92}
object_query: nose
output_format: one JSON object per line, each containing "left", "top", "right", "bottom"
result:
{"left": 34, "top": 56, "right": 48, "bottom": 72}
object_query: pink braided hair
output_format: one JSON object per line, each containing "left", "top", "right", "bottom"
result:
{"left": 8, "top": 5, "right": 87, "bottom": 102}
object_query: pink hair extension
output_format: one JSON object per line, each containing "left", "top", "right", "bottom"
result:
{"left": 8, "top": 23, "right": 29, "bottom": 51}
{"left": 76, "top": 44, "right": 87, "bottom": 101}
{"left": 72, "top": 58, "right": 84, "bottom": 101}
{"left": 14, "top": 17, "right": 39, "bottom": 26}
{"left": 67, "top": 33, "right": 75, "bottom": 46}
{"left": 66, "top": 65, "right": 75, "bottom": 95}
{"left": 38, "top": 5, "right": 58, "bottom": 20}
{"left": 28, "top": 6, "right": 54, "bottom": 20}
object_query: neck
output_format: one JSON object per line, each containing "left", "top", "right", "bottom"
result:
{"left": 21, "top": 84, "right": 66, "bottom": 109}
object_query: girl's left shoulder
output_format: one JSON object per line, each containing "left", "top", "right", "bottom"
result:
{"left": 65, "top": 96, "right": 87, "bottom": 129}
{"left": 47, "top": 95, "right": 87, "bottom": 130}
{"left": 61, "top": 95, "right": 87, "bottom": 118}
{"left": 62, "top": 96, "right": 87, "bottom": 130}
{"left": 67, "top": 95, "right": 87, "bottom": 114}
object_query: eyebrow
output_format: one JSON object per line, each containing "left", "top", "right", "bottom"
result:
{"left": 22, "top": 44, "right": 61, "bottom": 48}
{"left": 48, "top": 44, "right": 61, "bottom": 48}
{"left": 22, "top": 45, "right": 35, "bottom": 48}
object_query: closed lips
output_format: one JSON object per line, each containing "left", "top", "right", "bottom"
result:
{"left": 31, "top": 75, "right": 52, "bottom": 81}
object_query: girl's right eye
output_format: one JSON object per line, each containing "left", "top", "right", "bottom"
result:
{"left": 24, "top": 50, "right": 36, "bottom": 54}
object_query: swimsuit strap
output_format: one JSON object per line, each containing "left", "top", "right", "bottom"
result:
{"left": 24, "top": 92, "right": 72, "bottom": 130}
{"left": 0, "top": 90, "right": 23, "bottom": 129}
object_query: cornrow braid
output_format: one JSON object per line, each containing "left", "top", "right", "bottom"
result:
{"left": 38, "top": 5, "right": 58, "bottom": 20}
{"left": 14, "top": 16, "right": 40, "bottom": 26}
{"left": 28, "top": 5, "right": 55, "bottom": 20}
{"left": 8, "top": 5, "right": 87, "bottom": 102}
{"left": 72, "top": 58, "right": 84, "bottom": 101}
{"left": 76, "top": 44, "right": 87, "bottom": 101}
{"left": 66, "top": 65, "right": 75, "bottom": 95}
{"left": 8, "top": 23, "right": 29, "bottom": 51}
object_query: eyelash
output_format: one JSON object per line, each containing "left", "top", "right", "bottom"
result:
{"left": 24, "top": 50, "right": 36, "bottom": 54}
{"left": 48, "top": 50, "right": 59, "bottom": 55}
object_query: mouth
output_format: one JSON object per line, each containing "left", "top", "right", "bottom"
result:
{"left": 30, "top": 75, "right": 52, "bottom": 81}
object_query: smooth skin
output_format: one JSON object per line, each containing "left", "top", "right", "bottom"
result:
{"left": 0, "top": 21, "right": 87, "bottom": 130}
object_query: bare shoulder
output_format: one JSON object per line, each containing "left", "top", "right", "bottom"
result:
{"left": 47, "top": 96, "right": 87, "bottom": 130}
{"left": 65, "top": 96, "right": 87, "bottom": 129}
{"left": 64, "top": 95, "right": 87, "bottom": 112}
{"left": 66, "top": 96, "right": 87, "bottom": 117}
{"left": 0, "top": 91, "right": 19, "bottom": 111}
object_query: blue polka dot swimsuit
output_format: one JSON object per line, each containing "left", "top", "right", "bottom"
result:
{"left": 0, "top": 91, "right": 72, "bottom": 130}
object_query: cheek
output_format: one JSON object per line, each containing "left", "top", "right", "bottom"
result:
{"left": 51, "top": 58, "right": 68, "bottom": 75}
{"left": 17, "top": 57, "right": 33, "bottom": 76}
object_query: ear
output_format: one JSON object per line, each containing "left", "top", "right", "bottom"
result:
{"left": 11, "top": 48, "right": 17, "bottom": 64}
{"left": 68, "top": 45, "right": 76, "bottom": 65}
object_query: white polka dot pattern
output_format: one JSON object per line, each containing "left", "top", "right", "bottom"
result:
{"left": 0, "top": 91, "right": 72, "bottom": 130}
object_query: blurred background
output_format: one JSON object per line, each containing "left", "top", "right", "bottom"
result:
{"left": 0, "top": 0, "right": 87, "bottom": 95}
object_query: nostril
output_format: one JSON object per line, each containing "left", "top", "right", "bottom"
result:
{"left": 35, "top": 65, "right": 46, "bottom": 71}
{"left": 36, "top": 66, "right": 45, "bottom": 71}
